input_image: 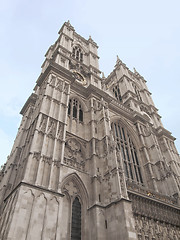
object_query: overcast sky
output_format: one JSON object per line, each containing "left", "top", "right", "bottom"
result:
{"left": 0, "top": 0, "right": 180, "bottom": 167}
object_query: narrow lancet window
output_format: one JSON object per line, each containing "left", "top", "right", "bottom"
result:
{"left": 79, "top": 107, "right": 83, "bottom": 122}
{"left": 72, "top": 46, "right": 83, "bottom": 62}
{"left": 71, "top": 197, "right": 81, "bottom": 240}
{"left": 68, "top": 98, "right": 84, "bottom": 123}
{"left": 112, "top": 85, "right": 122, "bottom": 102}
{"left": 133, "top": 84, "right": 142, "bottom": 101}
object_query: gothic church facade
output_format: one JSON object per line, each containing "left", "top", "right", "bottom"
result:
{"left": 0, "top": 21, "right": 180, "bottom": 239}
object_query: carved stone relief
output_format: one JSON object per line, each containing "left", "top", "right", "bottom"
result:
{"left": 63, "top": 181, "right": 79, "bottom": 198}
{"left": 134, "top": 214, "right": 180, "bottom": 240}
{"left": 95, "top": 138, "right": 108, "bottom": 158}
{"left": 47, "top": 118, "right": 57, "bottom": 139}
{"left": 42, "top": 155, "right": 52, "bottom": 165}
{"left": 33, "top": 152, "right": 41, "bottom": 162}
{"left": 69, "top": 61, "right": 90, "bottom": 78}
{"left": 108, "top": 133, "right": 116, "bottom": 153}
{"left": 129, "top": 192, "right": 180, "bottom": 226}
{"left": 153, "top": 160, "right": 171, "bottom": 181}
{"left": 39, "top": 114, "right": 48, "bottom": 133}
{"left": 49, "top": 75, "right": 56, "bottom": 87}
{"left": 55, "top": 79, "right": 63, "bottom": 92}
{"left": 63, "top": 83, "right": 69, "bottom": 94}
{"left": 64, "top": 138, "right": 85, "bottom": 171}
{"left": 140, "top": 105, "right": 151, "bottom": 115}
{"left": 56, "top": 122, "right": 63, "bottom": 140}
{"left": 92, "top": 98, "right": 108, "bottom": 112}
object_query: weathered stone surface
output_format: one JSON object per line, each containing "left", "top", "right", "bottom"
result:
{"left": 0, "top": 21, "right": 180, "bottom": 240}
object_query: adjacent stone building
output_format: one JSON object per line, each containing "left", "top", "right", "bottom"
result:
{"left": 0, "top": 21, "right": 180, "bottom": 239}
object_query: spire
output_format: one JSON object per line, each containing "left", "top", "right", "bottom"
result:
{"left": 116, "top": 55, "right": 122, "bottom": 64}
{"left": 88, "top": 35, "right": 98, "bottom": 46}
{"left": 133, "top": 67, "right": 137, "bottom": 73}
{"left": 133, "top": 67, "right": 141, "bottom": 78}
{"left": 58, "top": 20, "right": 74, "bottom": 34}
{"left": 102, "top": 72, "right": 105, "bottom": 79}
{"left": 117, "top": 55, "right": 120, "bottom": 62}
{"left": 114, "top": 55, "right": 122, "bottom": 68}
{"left": 67, "top": 20, "right": 72, "bottom": 27}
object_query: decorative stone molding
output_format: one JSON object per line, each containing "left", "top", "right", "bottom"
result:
{"left": 42, "top": 156, "right": 52, "bottom": 165}
{"left": 47, "top": 118, "right": 57, "bottom": 139}
{"left": 63, "top": 181, "right": 79, "bottom": 198}
{"left": 127, "top": 181, "right": 177, "bottom": 205}
{"left": 134, "top": 214, "right": 180, "bottom": 240}
{"left": 38, "top": 114, "right": 48, "bottom": 134}
{"left": 64, "top": 138, "right": 85, "bottom": 171}
{"left": 95, "top": 138, "right": 108, "bottom": 158}
{"left": 55, "top": 78, "right": 63, "bottom": 91}
{"left": 56, "top": 122, "right": 63, "bottom": 140}
{"left": 63, "top": 83, "right": 69, "bottom": 94}
{"left": 129, "top": 191, "right": 180, "bottom": 226}
{"left": 49, "top": 75, "right": 56, "bottom": 87}
{"left": 33, "top": 152, "right": 41, "bottom": 162}
{"left": 52, "top": 159, "right": 61, "bottom": 168}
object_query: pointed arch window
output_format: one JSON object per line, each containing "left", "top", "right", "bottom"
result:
{"left": 71, "top": 197, "right": 81, "bottom": 240}
{"left": 68, "top": 98, "right": 84, "bottom": 122}
{"left": 72, "top": 46, "right": 83, "bottom": 62}
{"left": 112, "top": 85, "right": 122, "bottom": 102}
{"left": 111, "top": 122, "right": 143, "bottom": 184}
{"left": 133, "top": 84, "right": 142, "bottom": 101}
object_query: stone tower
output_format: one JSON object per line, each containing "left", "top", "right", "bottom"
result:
{"left": 0, "top": 21, "right": 180, "bottom": 240}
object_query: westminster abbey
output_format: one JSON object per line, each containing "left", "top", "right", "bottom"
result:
{"left": 0, "top": 21, "right": 180, "bottom": 239}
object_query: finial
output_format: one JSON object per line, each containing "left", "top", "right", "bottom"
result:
{"left": 102, "top": 72, "right": 105, "bottom": 79}
{"left": 116, "top": 55, "right": 122, "bottom": 65}
{"left": 67, "top": 20, "right": 70, "bottom": 25}
{"left": 89, "top": 35, "right": 92, "bottom": 40}
{"left": 133, "top": 67, "right": 137, "bottom": 73}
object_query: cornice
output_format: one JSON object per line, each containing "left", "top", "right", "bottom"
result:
{"left": 106, "top": 69, "right": 116, "bottom": 83}
{"left": 44, "top": 44, "right": 55, "bottom": 58}
{"left": 109, "top": 101, "right": 134, "bottom": 122}
{"left": 20, "top": 93, "right": 37, "bottom": 115}
{"left": 36, "top": 61, "right": 74, "bottom": 87}
{"left": 87, "top": 50, "right": 99, "bottom": 59}
{"left": 73, "top": 31, "right": 99, "bottom": 48}
{"left": 58, "top": 21, "right": 75, "bottom": 35}
{"left": 133, "top": 111, "right": 152, "bottom": 124}
{"left": 140, "top": 88, "right": 152, "bottom": 95}
{"left": 156, "top": 126, "right": 175, "bottom": 140}
{"left": 61, "top": 32, "right": 73, "bottom": 41}
{"left": 74, "top": 32, "right": 89, "bottom": 45}
{"left": 58, "top": 45, "right": 72, "bottom": 54}
{"left": 91, "top": 72, "right": 102, "bottom": 81}
{"left": 86, "top": 84, "right": 112, "bottom": 103}
{"left": 128, "top": 189, "right": 180, "bottom": 211}
{"left": 122, "top": 89, "right": 137, "bottom": 99}
{"left": 3, "top": 181, "right": 64, "bottom": 203}
{"left": 89, "top": 64, "right": 101, "bottom": 74}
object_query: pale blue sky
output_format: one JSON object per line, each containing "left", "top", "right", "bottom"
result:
{"left": 0, "top": 0, "right": 180, "bottom": 166}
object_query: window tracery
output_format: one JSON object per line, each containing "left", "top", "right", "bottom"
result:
{"left": 133, "top": 84, "right": 142, "bottom": 101}
{"left": 112, "top": 85, "right": 122, "bottom": 102}
{"left": 72, "top": 46, "right": 83, "bottom": 62}
{"left": 68, "top": 98, "right": 84, "bottom": 122}
{"left": 111, "top": 122, "right": 143, "bottom": 184}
